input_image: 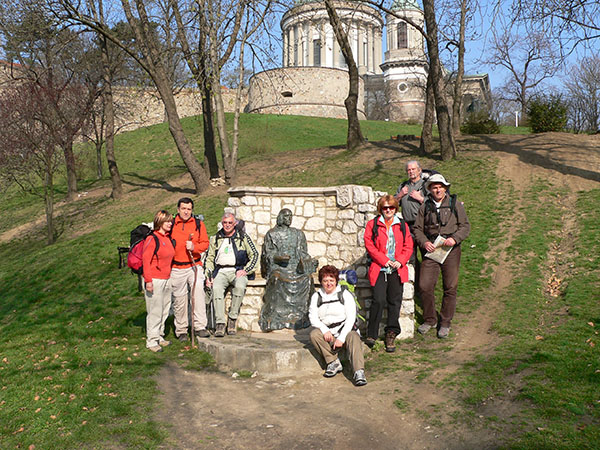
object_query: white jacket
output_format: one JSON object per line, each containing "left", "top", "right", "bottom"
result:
{"left": 308, "top": 285, "right": 356, "bottom": 343}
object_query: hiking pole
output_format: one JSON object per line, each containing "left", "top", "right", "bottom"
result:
{"left": 187, "top": 233, "right": 197, "bottom": 349}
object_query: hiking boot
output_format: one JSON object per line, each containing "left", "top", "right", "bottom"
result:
{"left": 148, "top": 345, "right": 163, "bottom": 353}
{"left": 437, "top": 326, "right": 450, "bottom": 339}
{"left": 417, "top": 323, "right": 436, "bottom": 335}
{"left": 215, "top": 323, "right": 226, "bottom": 338}
{"left": 324, "top": 359, "right": 343, "bottom": 378}
{"left": 159, "top": 339, "right": 171, "bottom": 347}
{"left": 227, "top": 318, "right": 237, "bottom": 335}
{"left": 195, "top": 329, "right": 210, "bottom": 338}
{"left": 177, "top": 334, "right": 189, "bottom": 342}
{"left": 353, "top": 369, "right": 367, "bottom": 387}
{"left": 385, "top": 331, "right": 397, "bottom": 353}
{"left": 364, "top": 337, "right": 377, "bottom": 349}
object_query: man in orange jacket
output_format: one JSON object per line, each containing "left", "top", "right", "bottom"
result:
{"left": 170, "top": 197, "right": 210, "bottom": 341}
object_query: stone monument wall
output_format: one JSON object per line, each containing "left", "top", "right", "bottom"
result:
{"left": 223, "top": 185, "right": 415, "bottom": 339}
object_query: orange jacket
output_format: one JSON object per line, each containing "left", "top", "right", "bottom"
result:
{"left": 171, "top": 215, "right": 209, "bottom": 268}
{"left": 142, "top": 231, "right": 175, "bottom": 283}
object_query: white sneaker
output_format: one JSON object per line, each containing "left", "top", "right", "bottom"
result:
{"left": 324, "top": 359, "right": 343, "bottom": 377}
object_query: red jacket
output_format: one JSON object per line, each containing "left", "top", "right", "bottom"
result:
{"left": 364, "top": 215, "right": 413, "bottom": 286}
{"left": 171, "top": 215, "right": 209, "bottom": 269}
{"left": 142, "top": 231, "right": 175, "bottom": 283}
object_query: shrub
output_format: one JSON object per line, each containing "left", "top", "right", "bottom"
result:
{"left": 527, "top": 94, "right": 568, "bottom": 133}
{"left": 460, "top": 110, "right": 500, "bottom": 134}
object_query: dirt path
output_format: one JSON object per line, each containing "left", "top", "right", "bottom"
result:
{"left": 150, "top": 135, "right": 598, "bottom": 449}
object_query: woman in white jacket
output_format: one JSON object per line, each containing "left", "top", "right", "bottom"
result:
{"left": 309, "top": 265, "right": 367, "bottom": 386}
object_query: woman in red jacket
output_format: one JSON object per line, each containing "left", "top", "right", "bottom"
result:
{"left": 364, "top": 195, "right": 413, "bottom": 352}
{"left": 143, "top": 210, "right": 175, "bottom": 353}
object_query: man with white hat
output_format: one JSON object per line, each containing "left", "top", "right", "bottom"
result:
{"left": 413, "top": 174, "right": 470, "bottom": 339}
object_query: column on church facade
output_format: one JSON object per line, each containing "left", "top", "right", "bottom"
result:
{"left": 332, "top": 29, "right": 339, "bottom": 68}
{"left": 287, "top": 27, "right": 293, "bottom": 67}
{"left": 320, "top": 22, "right": 326, "bottom": 67}
{"left": 374, "top": 28, "right": 382, "bottom": 74}
{"left": 282, "top": 30, "right": 288, "bottom": 66}
{"left": 293, "top": 25, "right": 299, "bottom": 66}
{"left": 307, "top": 22, "right": 314, "bottom": 66}
{"left": 357, "top": 23, "right": 364, "bottom": 72}
{"left": 368, "top": 25, "right": 375, "bottom": 73}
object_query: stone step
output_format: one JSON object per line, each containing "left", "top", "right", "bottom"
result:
{"left": 195, "top": 329, "right": 323, "bottom": 376}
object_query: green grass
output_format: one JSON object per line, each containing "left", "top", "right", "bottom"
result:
{"left": 0, "top": 114, "right": 597, "bottom": 448}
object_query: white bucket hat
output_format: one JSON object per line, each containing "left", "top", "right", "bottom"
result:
{"left": 425, "top": 173, "right": 451, "bottom": 191}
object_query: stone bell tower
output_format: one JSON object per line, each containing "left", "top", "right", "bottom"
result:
{"left": 381, "top": 0, "right": 428, "bottom": 123}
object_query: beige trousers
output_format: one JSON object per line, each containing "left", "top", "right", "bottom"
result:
{"left": 309, "top": 328, "right": 364, "bottom": 372}
{"left": 170, "top": 266, "right": 207, "bottom": 335}
{"left": 145, "top": 278, "right": 172, "bottom": 348}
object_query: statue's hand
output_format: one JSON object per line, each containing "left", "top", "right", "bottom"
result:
{"left": 274, "top": 254, "right": 290, "bottom": 264}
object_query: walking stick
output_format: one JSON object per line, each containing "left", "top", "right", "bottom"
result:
{"left": 187, "top": 234, "right": 197, "bottom": 349}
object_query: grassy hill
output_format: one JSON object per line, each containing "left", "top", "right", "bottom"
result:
{"left": 0, "top": 115, "right": 598, "bottom": 448}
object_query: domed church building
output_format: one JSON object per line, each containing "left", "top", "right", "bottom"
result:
{"left": 247, "top": 0, "right": 491, "bottom": 123}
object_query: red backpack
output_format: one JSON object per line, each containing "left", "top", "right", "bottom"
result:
{"left": 127, "top": 224, "right": 157, "bottom": 275}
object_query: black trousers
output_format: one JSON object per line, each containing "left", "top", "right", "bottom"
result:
{"left": 368, "top": 271, "right": 403, "bottom": 339}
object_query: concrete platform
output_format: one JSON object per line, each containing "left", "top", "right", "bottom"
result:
{"left": 195, "top": 328, "right": 324, "bottom": 376}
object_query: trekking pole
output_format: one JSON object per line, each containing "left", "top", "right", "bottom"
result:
{"left": 187, "top": 233, "right": 197, "bottom": 349}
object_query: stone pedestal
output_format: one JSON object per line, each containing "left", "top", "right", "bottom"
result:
{"left": 222, "top": 185, "right": 415, "bottom": 340}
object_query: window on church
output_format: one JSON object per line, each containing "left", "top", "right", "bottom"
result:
{"left": 313, "top": 39, "right": 321, "bottom": 66}
{"left": 363, "top": 42, "right": 368, "bottom": 66}
{"left": 397, "top": 22, "right": 408, "bottom": 49}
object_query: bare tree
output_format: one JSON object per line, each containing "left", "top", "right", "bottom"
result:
{"left": 323, "top": 0, "right": 364, "bottom": 150}
{"left": 513, "top": 0, "right": 600, "bottom": 52}
{"left": 0, "top": 5, "right": 98, "bottom": 201}
{"left": 0, "top": 83, "right": 66, "bottom": 244}
{"left": 485, "top": 18, "right": 561, "bottom": 118}
{"left": 57, "top": 0, "right": 212, "bottom": 194}
{"left": 422, "top": 0, "right": 455, "bottom": 160}
{"left": 420, "top": 69, "right": 436, "bottom": 154}
{"left": 565, "top": 54, "right": 600, "bottom": 133}
{"left": 84, "top": 0, "right": 124, "bottom": 199}
{"left": 365, "top": 0, "right": 456, "bottom": 159}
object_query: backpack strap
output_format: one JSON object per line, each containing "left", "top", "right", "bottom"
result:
{"left": 316, "top": 289, "right": 345, "bottom": 308}
{"left": 372, "top": 215, "right": 405, "bottom": 245}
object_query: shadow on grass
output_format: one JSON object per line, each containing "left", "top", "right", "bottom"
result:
{"left": 123, "top": 172, "right": 196, "bottom": 194}
{"left": 477, "top": 135, "right": 600, "bottom": 183}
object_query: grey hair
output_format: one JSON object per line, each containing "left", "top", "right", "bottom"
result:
{"left": 222, "top": 212, "right": 236, "bottom": 221}
{"left": 405, "top": 160, "right": 421, "bottom": 170}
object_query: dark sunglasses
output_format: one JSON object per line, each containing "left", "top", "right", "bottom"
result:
{"left": 382, "top": 205, "right": 396, "bottom": 211}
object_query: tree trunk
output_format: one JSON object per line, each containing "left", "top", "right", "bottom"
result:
{"left": 451, "top": 0, "right": 467, "bottom": 137}
{"left": 101, "top": 35, "right": 123, "bottom": 200}
{"left": 324, "top": 0, "right": 364, "bottom": 150}
{"left": 44, "top": 164, "right": 55, "bottom": 245}
{"left": 422, "top": 0, "right": 456, "bottom": 160}
{"left": 201, "top": 84, "right": 219, "bottom": 179}
{"left": 208, "top": 23, "right": 234, "bottom": 184}
{"left": 157, "top": 76, "right": 210, "bottom": 193}
{"left": 213, "top": 83, "right": 235, "bottom": 183}
{"left": 420, "top": 69, "right": 435, "bottom": 155}
{"left": 232, "top": 33, "right": 247, "bottom": 176}
{"left": 63, "top": 141, "right": 78, "bottom": 201}
{"left": 96, "top": 140, "right": 103, "bottom": 179}
{"left": 119, "top": 0, "right": 210, "bottom": 194}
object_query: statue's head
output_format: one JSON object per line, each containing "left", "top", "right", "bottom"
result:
{"left": 276, "top": 208, "right": 293, "bottom": 227}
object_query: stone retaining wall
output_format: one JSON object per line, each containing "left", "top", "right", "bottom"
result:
{"left": 222, "top": 186, "right": 415, "bottom": 339}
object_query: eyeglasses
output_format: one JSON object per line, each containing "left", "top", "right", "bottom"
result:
{"left": 382, "top": 205, "right": 396, "bottom": 211}
{"left": 222, "top": 221, "right": 235, "bottom": 225}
